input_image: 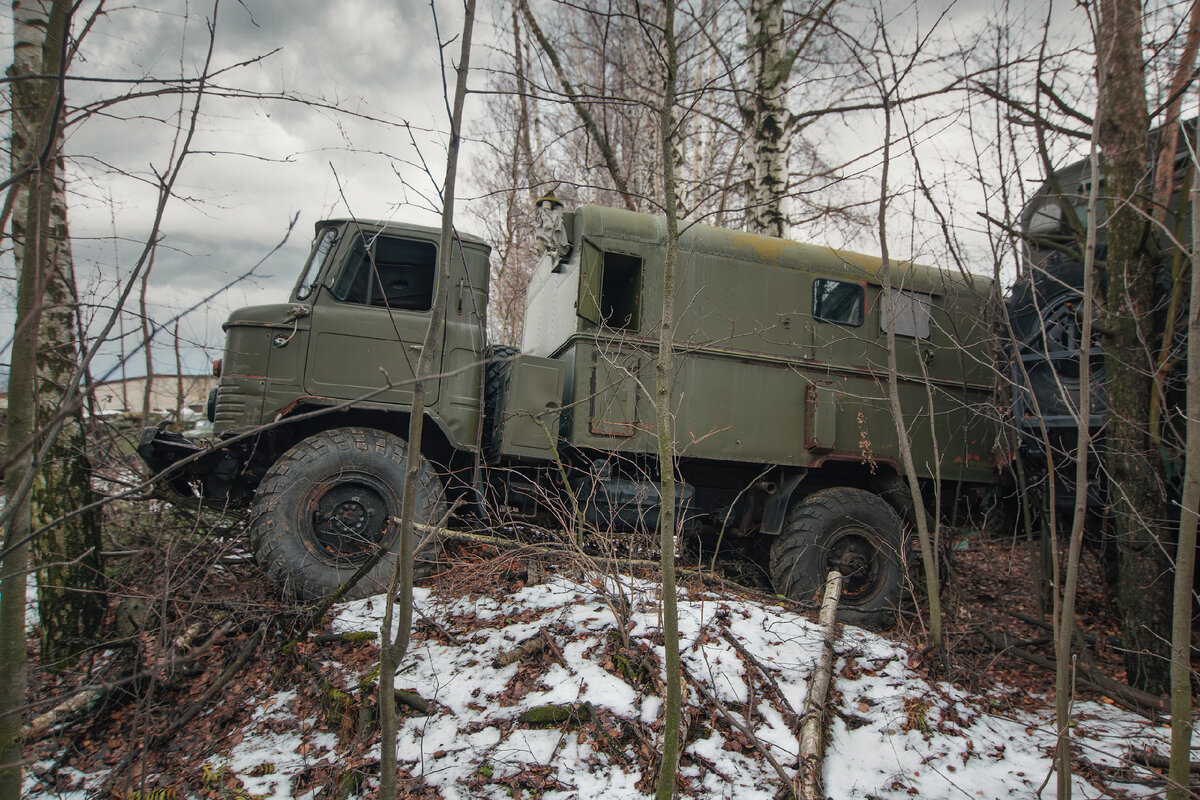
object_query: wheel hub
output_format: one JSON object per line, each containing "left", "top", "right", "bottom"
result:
{"left": 310, "top": 480, "right": 390, "bottom": 562}
{"left": 826, "top": 531, "right": 880, "bottom": 600}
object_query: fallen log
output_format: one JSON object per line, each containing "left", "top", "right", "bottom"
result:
{"left": 493, "top": 631, "right": 550, "bottom": 668}
{"left": 797, "top": 571, "right": 842, "bottom": 800}
{"left": 395, "top": 689, "right": 430, "bottom": 714}
{"left": 1129, "top": 748, "right": 1200, "bottom": 773}
{"left": 518, "top": 702, "right": 591, "bottom": 727}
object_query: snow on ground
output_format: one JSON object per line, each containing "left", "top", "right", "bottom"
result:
{"left": 212, "top": 575, "right": 1179, "bottom": 799}
{"left": 24, "top": 573, "right": 1186, "bottom": 798}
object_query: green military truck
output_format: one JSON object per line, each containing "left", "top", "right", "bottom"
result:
{"left": 141, "top": 202, "right": 1000, "bottom": 626}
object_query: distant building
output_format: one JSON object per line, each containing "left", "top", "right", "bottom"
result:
{"left": 91, "top": 374, "right": 215, "bottom": 418}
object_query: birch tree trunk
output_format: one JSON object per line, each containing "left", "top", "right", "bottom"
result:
{"left": 2, "top": 0, "right": 84, "bottom": 787}
{"left": 8, "top": 0, "right": 105, "bottom": 668}
{"left": 743, "top": 0, "right": 789, "bottom": 237}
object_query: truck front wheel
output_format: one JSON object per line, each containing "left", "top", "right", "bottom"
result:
{"left": 769, "top": 487, "right": 905, "bottom": 628}
{"left": 248, "top": 427, "right": 444, "bottom": 602}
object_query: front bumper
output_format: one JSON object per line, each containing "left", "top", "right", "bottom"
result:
{"left": 138, "top": 427, "right": 249, "bottom": 504}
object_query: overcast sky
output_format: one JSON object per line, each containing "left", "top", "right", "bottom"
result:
{"left": 3, "top": 0, "right": 490, "bottom": 383}
{"left": 0, "top": 0, "right": 1103, "bottom": 385}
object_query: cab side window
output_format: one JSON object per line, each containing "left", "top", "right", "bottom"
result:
{"left": 332, "top": 234, "right": 437, "bottom": 310}
{"left": 813, "top": 278, "right": 864, "bottom": 326}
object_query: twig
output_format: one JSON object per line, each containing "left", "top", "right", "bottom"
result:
{"left": 721, "top": 629, "right": 801, "bottom": 726}
{"left": 681, "top": 660, "right": 795, "bottom": 799}
{"left": 413, "top": 605, "right": 461, "bottom": 647}
{"left": 981, "top": 630, "right": 1167, "bottom": 717}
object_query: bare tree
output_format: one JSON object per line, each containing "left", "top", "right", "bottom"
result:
{"left": 2, "top": 0, "right": 79, "bottom": 788}
{"left": 654, "top": 4, "right": 683, "bottom": 795}
{"left": 379, "top": 3, "right": 477, "bottom": 798}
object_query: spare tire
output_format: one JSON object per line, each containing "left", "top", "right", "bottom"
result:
{"left": 1006, "top": 260, "right": 1106, "bottom": 427}
{"left": 483, "top": 344, "right": 520, "bottom": 462}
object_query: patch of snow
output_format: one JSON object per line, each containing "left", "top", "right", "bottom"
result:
{"left": 23, "top": 573, "right": 1183, "bottom": 799}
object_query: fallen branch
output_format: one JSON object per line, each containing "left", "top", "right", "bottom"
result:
{"left": 1000, "top": 608, "right": 1117, "bottom": 648}
{"left": 152, "top": 624, "right": 266, "bottom": 749}
{"left": 980, "top": 630, "right": 1167, "bottom": 717}
{"left": 493, "top": 632, "right": 549, "bottom": 668}
{"left": 681, "top": 661, "right": 795, "bottom": 799}
{"left": 22, "top": 619, "right": 233, "bottom": 742}
{"left": 797, "top": 571, "right": 842, "bottom": 800}
{"left": 721, "top": 629, "right": 801, "bottom": 727}
{"left": 314, "top": 631, "right": 378, "bottom": 645}
{"left": 22, "top": 686, "right": 104, "bottom": 741}
{"left": 1129, "top": 748, "right": 1200, "bottom": 772}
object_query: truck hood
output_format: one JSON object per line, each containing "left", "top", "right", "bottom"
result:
{"left": 222, "top": 303, "right": 311, "bottom": 331}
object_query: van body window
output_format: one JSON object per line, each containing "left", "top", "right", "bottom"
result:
{"left": 880, "top": 288, "right": 932, "bottom": 338}
{"left": 332, "top": 234, "right": 437, "bottom": 310}
{"left": 600, "top": 252, "right": 642, "bottom": 330}
{"left": 812, "top": 278, "right": 864, "bottom": 326}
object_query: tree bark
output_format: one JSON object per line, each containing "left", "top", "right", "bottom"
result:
{"left": 8, "top": 0, "right": 105, "bottom": 669}
{"left": 797, "top": 571, "right": 841, "bottom": 799}
{"left": 655, "top": 3, "right": 682, "bottom": 796}
{"left": 2, "top": 0, "right": 77, "bottom": 787}
{"left": 1167, "top": 123, "right": 1200, "bottom": 800}
{"left": 743, "top": 0, "right": 789, "bottom": 237}
{"left": 1097, "top": 0, "right": 1171, "bottom": 695}
{"left": 380, "top": 4, "right": 476, "bottom": 799}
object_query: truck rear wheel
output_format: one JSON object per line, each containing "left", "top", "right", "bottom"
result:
{"left": 248, "top": 427, "right": 444, "bottom": 602}
{"left": 769, "top": 487, "right": 905, "bottom": 628}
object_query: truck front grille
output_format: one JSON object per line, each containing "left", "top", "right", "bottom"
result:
{"left": 212, "top": 378, "right": 265, "bottom": 432}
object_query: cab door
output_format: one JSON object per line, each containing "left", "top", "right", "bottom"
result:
{"left": 305, "top": 230, "right": 440, "bottom": 406}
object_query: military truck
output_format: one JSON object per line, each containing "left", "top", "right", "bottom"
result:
{"left": 1007, "top": 124, "right": 1195, "bottom": 512}
{"left": 140, "top": 201, "right": 1000, "bottom": 626}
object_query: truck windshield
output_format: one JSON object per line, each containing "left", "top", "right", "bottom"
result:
{"left": 295, "top": 227, "right": 338, "bottom": 300}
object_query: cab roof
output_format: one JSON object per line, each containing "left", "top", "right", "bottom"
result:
{"left": 317, "top": 218, "right": 490, "bottom": 249}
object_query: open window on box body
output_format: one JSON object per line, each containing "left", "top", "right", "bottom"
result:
{"left": 578, "top": 241, "right": 642, "bottom": 331}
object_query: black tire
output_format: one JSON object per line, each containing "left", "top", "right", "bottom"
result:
{"left": 248, "top": 427, "right": 444, "bottom": 602}
{"left": 1006, "top": 260, "right": 1107, "bottom": 426}
{"left": 483, "top": 344, "right": 520, "bottom": 462}
{"left": 770, "top": 487, "right": 906, "bottom": 629}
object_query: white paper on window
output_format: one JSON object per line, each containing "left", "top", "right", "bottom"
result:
{"left": 881, "top": 288, "right": 931, "bottom": 338}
